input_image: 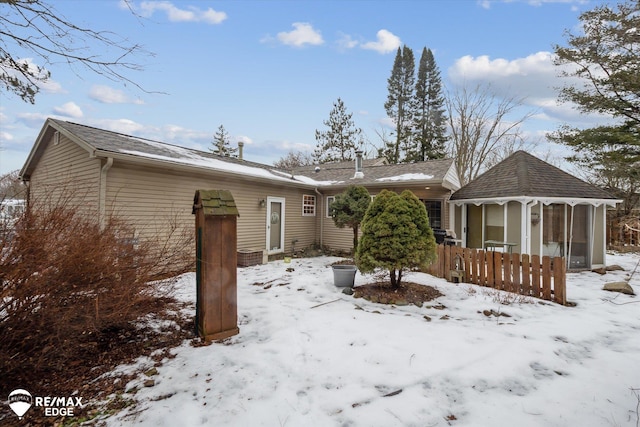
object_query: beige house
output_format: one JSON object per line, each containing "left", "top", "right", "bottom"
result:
{"left": 19, "top": 119, "right": 461, "bottom": 260}
{"left": 449, "top": 151, "right": 621, "bottom": 270}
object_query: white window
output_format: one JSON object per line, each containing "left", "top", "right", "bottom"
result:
{"left": 326, "top": 196, "right": 335, "bottom": 218}
{"left": 302, "top": 195, "right": 316, "bottom": 216}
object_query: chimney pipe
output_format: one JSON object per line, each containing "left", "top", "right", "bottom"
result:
{"left": 354, "top": 150, "right": 363, "bottom": 178}
{"left": 238, "top": 141, "right": 244, "bottom": 160}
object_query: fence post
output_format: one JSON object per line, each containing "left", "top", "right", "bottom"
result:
{"left": 531, "top": 255, "right": 541, "bottom": 298}
{"left": 542, "top": 256, "right": 552, "bottom": 300}
{"left": 471, "top": 249, "right": 477, "bottom": 284}
{"left": 512, "top": 253, "right": 521, "bottom": 294}
{"left": 553, "top": 257, "right": 567, "bottom": 305}
{"left": 493, "top": 252, "right": 502, "bottom": 290}
{"left": 463, "top": 247, "right": 471, "bottom": 283}
{"left": 486, "top": 251, "right": 495, "bottom": 288}
{"left": 479, "top": 250, "right": 486, "bottom": 286}
{"left": 521, "top": 254, "right": 531, "bottom": 296}
{"left": 503, "top": 253, "right": 512, "bottom": 292}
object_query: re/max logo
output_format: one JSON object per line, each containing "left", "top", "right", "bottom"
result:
{"left": 34, "top": 396, "right": 83, "bottom": 407}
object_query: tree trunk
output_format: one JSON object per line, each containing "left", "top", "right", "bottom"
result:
{"left": 352, "top": 226, "right": 359, "bottom": 255}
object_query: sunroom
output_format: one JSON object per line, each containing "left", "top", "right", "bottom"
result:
{"left": 449, "top": 152, "right": 620, "bottom": 270}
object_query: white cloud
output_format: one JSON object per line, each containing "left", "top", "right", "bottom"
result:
{"left": 94, "top": 118, "right": 147, "bottom": 135}
{"left": 52, "top": 102, "right": 83, "bottom": 119}
{"left": 276, "top": 23, "right": 324, "bottom": 47}
{"left": 0, "top": 131, "right": 13, "bottom": 142}
{"left": 8, "top": 58, "right": 64, "bottom": 95}
{"left": 16, "top": 113, "right": 49, "bottom": 128}
{"left": 448, "top": 51, "right": 614, "bottom": 127}
{"left": 89, "top": 85, "right": 144, "bottom": 104}
{"left": 137, "top": 1, "right": 227, "bottom": 24}
{"left": 235, "top": 135, "right": 253, "bottom": 145}
{"left": 336, "top": 33, "right": 359, "bottom": 51}
{"left": 360, "top": 29, "right": 401, "bottom": 54}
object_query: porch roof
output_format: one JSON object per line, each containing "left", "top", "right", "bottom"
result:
{"left": 450, "top": 151, "right": 618, "bottom": 203}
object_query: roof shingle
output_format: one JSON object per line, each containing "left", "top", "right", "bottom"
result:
{"left": 450, "top": 151, "right": 616, "bottom": 200}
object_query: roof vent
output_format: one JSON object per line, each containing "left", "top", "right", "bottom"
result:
{"left": 354, "top": 150, "right": 364, "bottom": 179}
{"left": 237, "top": 141, "right": 244, "bottom": 160}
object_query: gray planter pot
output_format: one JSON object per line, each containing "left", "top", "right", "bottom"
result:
{"left": 332, "top": 264, "right": 357, "bottom": 288}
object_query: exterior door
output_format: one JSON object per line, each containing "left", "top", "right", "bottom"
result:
{"left": 266, "top": 197, "right": 285, "bottom": 254}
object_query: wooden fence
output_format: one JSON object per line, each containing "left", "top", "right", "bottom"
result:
{"left": 427, "top": 244, "right": 567, "bottom": 305}
{"left": 608, "top": 216, "right": 640, "bottom": 248}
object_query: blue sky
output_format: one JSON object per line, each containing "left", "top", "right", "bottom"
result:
{"left": 0, "top": 0, "right": 615, "bottom": 175}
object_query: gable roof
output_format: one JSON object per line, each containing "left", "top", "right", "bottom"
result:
{"left": 450, "top": 151, "right": 616, "bottom": 201}
{"left": 20, "top": 119, "right": 325, "bottom": 187}
{"left": 20, "top": 119, "right": 460, "bottom": 191}
{"left": 294, "top": 158, "right": 460, "bottom": 190}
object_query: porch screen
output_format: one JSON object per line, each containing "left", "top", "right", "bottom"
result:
{"left": 543, "top": 204, "right": 565, "bottom": 257}
{"left": 484, "top": 204, "right": 504, "bottom": 241}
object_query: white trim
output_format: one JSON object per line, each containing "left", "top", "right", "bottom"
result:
{"left": 326, "top": 196, "right": 335, "bottom": 218}
{"left": 302, "top": 194, "right": 316, "bottom": 217}
{"left": 266, "top": 197, "right": 286, "bottom": 254}
{"left": 451, "top": 196, "right": 621, "bottom": 208}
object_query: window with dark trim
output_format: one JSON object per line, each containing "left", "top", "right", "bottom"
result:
{"left": 424, "top": 200, "right": 442, "bottom": 229}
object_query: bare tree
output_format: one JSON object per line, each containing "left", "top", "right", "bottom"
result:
{"left": 446, "top": 83, "right": 534, "bottom": 185}
{"left": 0, "top": 170, "right": 26, "bottom": 199}
{"left": 0, "top": 0, "right": 151, "bottom": 104}
{"left": 273, "top": 150, "right": 314, "bottom": 170}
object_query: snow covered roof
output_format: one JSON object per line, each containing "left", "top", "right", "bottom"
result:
{"left": 21, "top": 119, "right": 460, "bottom": 191}
{"left": 293, "top": 158, "right": 460, "bottom": 190}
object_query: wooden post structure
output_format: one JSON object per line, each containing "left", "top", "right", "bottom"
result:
{"left": 193, "top": 189, "right": 240, "bottom": 341}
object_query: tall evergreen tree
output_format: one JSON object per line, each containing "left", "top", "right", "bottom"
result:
{"left": 313, "top": 98, "right": 362, "bottom": 164}
{"left": 549, "top": 0, "right": 639, "bottom": 215}
{"left": 210, "top": 124, "right": 237, "bottom": 157}
{"left": 384, "top": 46, "right": 415, "bottom": 164}
{"left": 408, "top": 47, "right": 447, "bottom": 161}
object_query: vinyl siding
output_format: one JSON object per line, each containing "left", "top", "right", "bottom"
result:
{"left": 105, "top": 161, "right": 317, "bottom": 254}
{"left": 29, "top": 132, "right": 100, "bottom": 217}
{"left": 319, "top": 185, "right": 453, "bottom": 253}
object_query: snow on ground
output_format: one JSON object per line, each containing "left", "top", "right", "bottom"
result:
{"left": 105, "top": 253, "right": 640, "bottom": 427}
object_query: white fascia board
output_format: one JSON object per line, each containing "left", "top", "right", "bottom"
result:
{"left": 449, "top": 196, "right": 622, "bottom": 208}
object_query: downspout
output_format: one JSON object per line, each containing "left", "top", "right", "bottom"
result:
{"left": 315, "top": 187, "right": 324, "bottom": 248}
{"left": 99, "top": 157, "right": 113, "bottom": 230}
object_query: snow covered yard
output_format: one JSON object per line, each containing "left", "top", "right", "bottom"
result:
{"left": 105, "top": 253, "right": 640, "bottom": 427}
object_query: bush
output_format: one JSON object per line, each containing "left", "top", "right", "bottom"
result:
{"left": 356, "top": 189, "right": 436, "bottom": 287}
{"left": 0, "top": 192, "right": 192, "bottom": 392}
